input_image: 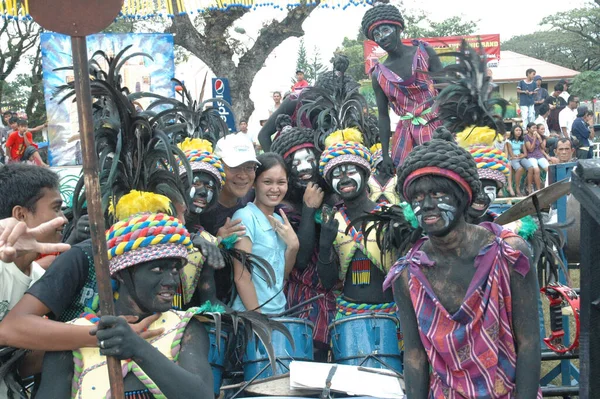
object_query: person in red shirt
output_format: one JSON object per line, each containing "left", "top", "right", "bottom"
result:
{"left": 5, "top": 119, "right": 47, "bottom": 167}
{"left": 291, "top": 70, "right": 309, "bottom": 92}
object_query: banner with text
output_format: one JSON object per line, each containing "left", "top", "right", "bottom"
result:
{"left": 364, "top": 34, "right": 501, "bottom": 73}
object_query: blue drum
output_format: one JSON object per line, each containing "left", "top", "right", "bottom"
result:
{"left": 243, "top": 317, "right": 314, "bottom": 381}
{"left": 329, "top": 313, "right": 403, "bottom": 374}
{"left": 206, "top": 325, "right": 229, "bottom": 396}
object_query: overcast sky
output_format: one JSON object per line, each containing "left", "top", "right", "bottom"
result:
{"left": 174, "top": 0, "right": 586, "bottom": 133}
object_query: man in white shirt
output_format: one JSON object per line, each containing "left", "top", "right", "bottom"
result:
{"left": 0, "top": 164, "right": 69, "bottom": 399}
{"left": 558, "top": 79, "right": 570, "bottom": 103}
{"left": 559, "top": 95, "right": 579, "bottom": 138}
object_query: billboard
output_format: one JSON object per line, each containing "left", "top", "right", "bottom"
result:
{"left": 41, "top": 33, "right": 175, "bottom": 166}
{"left": 364, "top": 34, "right": 501, "bottom": 73}
{"left": 212, "top": 78, "right": 236, "bottom": 132}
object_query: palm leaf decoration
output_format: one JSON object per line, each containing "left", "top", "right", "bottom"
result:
{"left": 429, "top": 39, "right": 508, "bottom": 137}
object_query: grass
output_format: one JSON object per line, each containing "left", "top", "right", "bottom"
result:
{"left": 540, "top": 268, "right": 580, "bottom": 398}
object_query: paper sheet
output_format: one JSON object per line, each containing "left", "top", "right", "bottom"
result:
{"left": 289, "top": 361, "right": 404, "bottom": 399}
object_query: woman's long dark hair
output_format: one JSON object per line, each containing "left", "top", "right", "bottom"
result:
{"left": 509, "top": 124, "right": 524, "bottom": 142}
{"left": 255, "top": 153, "right": 288, "bottom": 180}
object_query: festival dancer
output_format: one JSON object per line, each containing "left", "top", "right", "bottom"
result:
{"left": 36, "top": 212, "right": 215, "bottom": 399}
{"left": 368, "top": 143, "right": 401, "bottom": 205}
{"left": 361, "top": 0, "right": 442, "bottom": 171}
{"left": 270, "top": 126, "right": 337, "bottom": 356}
{"left": 317, "top": 129, "right": 395, "bottom": 318}
{"left": 381, "top": 135, "right": 542, "bottom": 399}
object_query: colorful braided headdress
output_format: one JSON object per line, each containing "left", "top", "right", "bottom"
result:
{"left": 319, "top": 128, "right": 373, "bottom": 178}
{"left": 468, "top": 145, "right": 509, "bottom": 187}
{"left": 106, "top": 213, "right": 194, "bottom": 276}
{"left": 176, "top": 138, "right": 226, "bottom": 187}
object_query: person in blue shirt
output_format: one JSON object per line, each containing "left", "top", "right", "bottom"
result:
{"left": 571, "top": 106, "right": 596, "bottom": 160}
{"left": 231, "top": 153, "right": 299, "bottom": 314}
{"left": 516, "top": 68, "right": 537, "bottom": 124}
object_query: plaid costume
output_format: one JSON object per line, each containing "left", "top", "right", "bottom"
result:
{"left": 371, "top": 41, "right": 440, "bottom": 167}
{"left": 384, "top": 223, "right": 542, "bottom": 399}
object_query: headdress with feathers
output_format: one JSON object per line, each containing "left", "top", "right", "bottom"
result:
{"left": 429, "top": 40, "right": 510, "bottom": 187}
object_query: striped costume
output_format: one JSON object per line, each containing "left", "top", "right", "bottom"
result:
{"left": 384, "top": 222, "right": 542, "bottom": 398}
{"left": 281, "top": 205, "right": 339, "bottom": 346}
{"left": 371, "top": 41, "right": 440, "bottom": 167}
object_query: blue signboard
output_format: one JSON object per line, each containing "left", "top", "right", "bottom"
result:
{"left": 212, "top": 78, "right": 236, "bottom": 132}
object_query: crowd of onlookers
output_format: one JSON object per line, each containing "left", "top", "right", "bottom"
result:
{"left": 0, "top": 111, "right": 48, "bottom": 167}
{"left": 505, "top": 70, "right": 596, "bottom": 195}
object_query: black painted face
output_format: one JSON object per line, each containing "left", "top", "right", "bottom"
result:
{"left": 372, "top": 24, "right": 400, "bottom": 52}
{"left": 289, "top": 148, "right": 318, "bottom": 190}
{"left": 467, "top": 189, "right": 491, "bottom": 220}
{"left": 481, "top": 179, "right": 498, "bottom": 203}
{"left": 189, "top": 171, "right": 219, "bottom": 214}
{"left": 329, "top": 164, "right": 367, "bottom": 201}
{"left": 128, "top": 258, "right": 184, "bottom": 313}
{"left": 410, "top": 179, "right": 461, "bottom": 237}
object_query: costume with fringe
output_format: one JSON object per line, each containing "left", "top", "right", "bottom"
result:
{"left": 383, "top": 223, "right": 542, "bottom": 399}
{"left": 370, "top": 41, "right": 440, "bottom": 167}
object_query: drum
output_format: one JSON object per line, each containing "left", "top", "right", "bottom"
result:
{"left": 206, "top": 325, "right": 229, "bottom": 396}
{"left": 329, "top": 313, "right": 403, "bottom": 374}
{"left": 243, "top": 317, "right": 314, "bottom": 381}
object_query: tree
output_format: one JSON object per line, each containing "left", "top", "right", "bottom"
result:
{"left": 503, "top": 4, "right": 600, "bottom": 72}
{"left": 296, "top": 45, "right": 327, "bottom": 85}
{"left": 336, "top": 12, "right": 478, "bottom": 83}
{"left": 295, "top": 39, "right": 309, "bottom": 81}
{"left": 0, "top": 18, "right": 42, "bottom": 111}
{"left": 168, "top": 0, "right": 320, "bottom": 122}
{"left": 570, "top": 71, "right": 600, "bottom": 100}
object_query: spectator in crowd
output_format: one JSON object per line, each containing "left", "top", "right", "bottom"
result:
{"left": 552, "top": 137, "right": 577, "bottom": 164}
{"left": 291, "top": 70, "right": 309, "bottom": 92}
{"left": 516, "top": 68, "right": 537, "bottom": 124}
{"left": 544, "top": 83, "right": 567, "bottom": 135}
{"left": 559, "top": 95, "right": 579, "bottom": 138}
{"left": 533, "top": 75, "right": 549, "bottom": 116}
{"left": 0, "top": 112, "right": 14, "bottom": 164}
{"left": 558, "top": 79, "right": 570, "bottom": 103}
{"left": 524, "top": 122, "right": 548, "bottom": 192}
{"left": 5, "top": 119, "right": 47, "bottom": 167}
{"left": 505, "top": 124, "right": 530, "bottom": 197}
{"left": 571, "top": 106, "right": 595, "bottom": 160}
{"left": 269, "top": 91, "right": 282, "bottom": 116}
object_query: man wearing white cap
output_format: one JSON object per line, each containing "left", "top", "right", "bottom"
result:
{"left": 198, "top": 133, "right": 260, "bottom": 239}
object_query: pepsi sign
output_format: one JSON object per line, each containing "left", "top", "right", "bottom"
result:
{"left": 212, "top": 78, "right": 236, "bottom": 133}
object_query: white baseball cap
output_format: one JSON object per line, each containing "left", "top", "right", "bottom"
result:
{"left": 214, "top": 133, "right": 260, "bottom": 168}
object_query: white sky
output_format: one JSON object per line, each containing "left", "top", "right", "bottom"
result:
{"left": 175, "top": 0, "right": 587, "bottom": 133}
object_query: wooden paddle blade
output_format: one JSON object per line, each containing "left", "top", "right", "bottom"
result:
{"left": 495, "top": 178, "right": 571, "bottom": 225}
{"left": 29, "top": 0, "right": 123, "bottom": 36}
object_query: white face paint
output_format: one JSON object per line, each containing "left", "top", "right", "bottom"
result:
{"left": 331, "top": 164, "right": 363, "bottom": 196}
{"left": 291, "top": 148, "right": 316, "bottom": 181}
{"left": 484, "top": 186, "right": 497, "bottom": 203}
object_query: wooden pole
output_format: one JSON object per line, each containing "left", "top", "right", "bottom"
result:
{"left": 71, "top": 36, "right": 125, "bottom": 399}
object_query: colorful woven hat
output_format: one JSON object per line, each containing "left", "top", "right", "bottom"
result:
{"left": 179, "top": 150, "right": 226, "bottom": 187}
{"left": 467, "top": 146, "right": 509, "bottom": 188}
{"left": 106, "top": 213, "right": 194, "bottom": 276}
{"left": 319, "top": 128, "right": 373, "bottom": 178}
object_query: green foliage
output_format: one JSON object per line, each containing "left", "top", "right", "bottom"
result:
{"left": 569, "top": 71, "right": 600, "bottom": 100}
{"left": 503, "top": 4, "right": 600, "bottom": 72}
{"left": 295, "top": 40, "right": 326, "bottom": 85}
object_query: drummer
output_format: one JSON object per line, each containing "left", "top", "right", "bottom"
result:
{"left": 316, "top": 129, "right": 395, "bottom": 319}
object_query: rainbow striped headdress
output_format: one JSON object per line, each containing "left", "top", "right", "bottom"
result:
{"left": 106, "top": 213, "right": 194, "bottom": 276}
{"left": 319, "top": 128, "right": 373, "bottom": 178}
{"left": 179, "top": 150, "right": 226, "bottom": 187}
{"left": 469, "top": 146, "right": 510, "bottom": 187}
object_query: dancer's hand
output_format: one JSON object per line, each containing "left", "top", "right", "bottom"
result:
{"left": 66, "top": 215, "right": 90, "bottom": 245}
{"left": 216, "top": 218, "right": 246, "bottom": 241}
{"left": 319, "top": 206, "right": 339, "bottom": 248}
{"left": 303, "top": 182, "right": 324, "bottom": 209}
{"left": 380, "top": 155, "right": 395, "bottom": 180}
{"left": 93, "top": 316, "right": 146, "bottom": 360}
{"left": 193, "top": 234, "right": 225, "bottom": 269}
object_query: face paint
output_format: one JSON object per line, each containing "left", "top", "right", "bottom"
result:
{"left": 483, "top": 185, "right": 497, "bottom": 203}
{"left": 372, "top": 25, "right": 395, "bottom": 42}
{"left": 190, "top": 172, "right": 218, "bottom": 214}
{"left": 290, "top": 148, "right": 317, "bottom": 189}
{"left": 372, "top": 24, "right": 399, "bottom": 52}
{"left": 330, "top": 164, "right": 365, "bottom": 200}
{"left": 128, "top": 258, "right": 183, "bottom": 313}
{"left": 410, "top": 180, "right": 461, "bottom": 237}
{"left": 467, "top": 190, "right": 491, "bottom": 220}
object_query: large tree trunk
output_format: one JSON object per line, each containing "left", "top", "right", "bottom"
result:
{"left": 169, "top": 1, "right": 320, "bottom": 123}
